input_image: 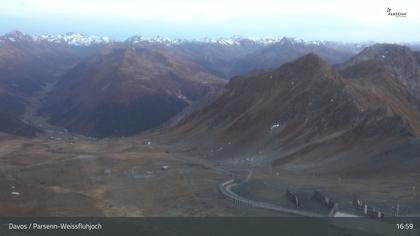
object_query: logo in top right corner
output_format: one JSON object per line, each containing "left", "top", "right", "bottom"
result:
{"left": 387, "top": 7, "right": 407, "bottom": 17}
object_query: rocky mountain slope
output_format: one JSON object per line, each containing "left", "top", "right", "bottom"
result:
{"left": 338, "top": 44, "right": 420, "bottom": 100}
{"left": 167, "top": 45, "right": 420, "bottom": 175}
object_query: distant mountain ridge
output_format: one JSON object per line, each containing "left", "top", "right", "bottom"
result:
{"left": 1, "top": 31, "right": 111, "bottom": 46}
{"left": 1, "top": 30, "right": 371, "bottom": 48}
{"left": 0, "top": 31, "right": 378, "bottom": 80}
{"left": 3, "top": 30, "right": 420, "bottom": 49}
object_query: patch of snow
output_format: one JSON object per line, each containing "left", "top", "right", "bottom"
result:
{"left": 11, "top": 191, "right": 20, "bottom": 196}
{"left": 271, "top": 123, "right": 281, "bottom": 129}
{"left": 218, "top": 39, "right": 239, "bottom": 45}
{"left": 127, "top": 35, "right": 184, "bottom": 46}
{"left": 333, "top": 211, "right": 358, "bottom": 217}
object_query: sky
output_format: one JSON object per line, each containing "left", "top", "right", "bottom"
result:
{"left": 0, "top": 0, "right": 419, "bottom": 42}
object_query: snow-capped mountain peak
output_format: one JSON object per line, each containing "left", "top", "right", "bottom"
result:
{"left": 0, "top": 31, "right": 375, "bottom": 49}
{"left": 34, "top": 33, "right": 111, "bottom": 46}
{"left": 125, "top": 35, "right": 185, "bottom": 46}
{"left": 0, "top": 31, "right": 111, "bottom": 46}
{"left": 3, "top": 31, "right": 34, "bottom": 42}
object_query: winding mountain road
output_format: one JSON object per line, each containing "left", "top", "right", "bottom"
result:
{"left": 219, "top": 170, "right": 325, "bottom": 217}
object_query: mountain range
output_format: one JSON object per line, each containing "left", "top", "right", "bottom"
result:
{"left": 2, "top": 31, "right": 420, "bottom": 217}
{"left": 1, "top": 31, "right": 420, "bottom": 142}
{"left": 0, "top": 31, "right": 366, "bottom": 137}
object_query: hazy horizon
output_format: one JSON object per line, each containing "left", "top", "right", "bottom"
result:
{"left": 0, "top": 0, "right": 419, "bottom": 42}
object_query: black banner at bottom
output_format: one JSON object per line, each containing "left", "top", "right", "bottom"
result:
{"left": 1, "top": 217, "right": 419, "bottom": 236}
